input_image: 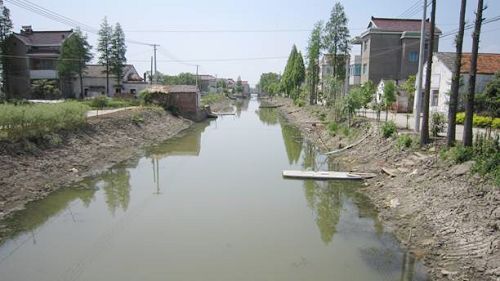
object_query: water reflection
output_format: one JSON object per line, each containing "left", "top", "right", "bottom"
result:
{"left": 281, "top": 123, "right": 303, "bottom": 165}
{"left": 100, "top": 165, "right": 131, "bottom": 215}
{"left": 256, "top": 108, "right": 279, "bottom": 126}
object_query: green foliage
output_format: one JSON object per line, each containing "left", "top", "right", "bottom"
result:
{"left": 0, "top": 102, "right": 89, "bottom": 141}
{"left": 139, "top": 90, "right": 153, "bottom": 105}
{"left": 431, "top": 112, "right": 446, "bottom": 137}
{"left": 444, "top": 145, "right": 474, "bottom": 163}
{"left": 360, "top": 80, "right": 375, "bottom": 109}
{"left": 475, "top": 72, "right": 500, "bottom": 117}
{"left": 201, "top": 93, "right": 225, "bottom": 106}
{"left": 400, "top": 75, "right": 416, "bottom": 97}
{"left": 383, "top": 80, "right": 397, "bottom": 108}
{"left": 235, "top": 76, "right": 243, "bottom": 93}
{"left": 57, "top": 28, "right": 92, "bottom": 95}
{"left": 396, "top": 134, "right": 414, "bottom": 150}
{"left": 344, "top": 87, "right": 363, "bottom": 119}
{"left": 31, "top": 80, "right": 61, "bottom": 99}
{"left": 381, "top": 121, "right": 397, "bottom": 138}
{"left": 322, "top": 2, "right": 350, "bottom": 80}
{"left": 472, "top": 134, "right": 499, "bottom": 186}
{"left": 97, "top": 17, "right": 113, "bottom": 95}
{"left": 90, "top": 96, "right": 109, "bottom": 109}
{"left": 328, "top": 121, "right": 339, "bottom": 133}
{"left": 259, "top": 72, "right": 281, "bottom": 96}
{"left": 0, "top": 3, "right": 13, "bottom": 95}
{"left": 110, "top": 23, "right": 127, "bottom": 86}
{"left": 131, "top": 113, "right": 144, "bottom": 125}
{"left": 318, "top": 112, "right": 327, "bottom": 122}
{"left": 280, "top": 45, "right": 305, "bottom": 99}
{"left": 456, "top": 112, "right": 500, "bottom": 128}
{"left": 306, "top": 21, "right": 322, "bottom": 104}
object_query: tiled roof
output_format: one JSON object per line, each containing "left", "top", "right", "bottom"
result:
{"left": 148, "top": 85, "right": 199, "bottom": 94}
{"left": 198, "top": 75, "right": 216, "bottom": 81}
{"left": 370, "top": 17, "right": 441, "bottom": 33}
{"left": 14, "top": 30, "right": 73, "bottom": 46}
{"left": 436, "top": 52, "right": 500, "bottom": 75}
{"left": 83, "top": 64, "right": 135, "bottom": 78}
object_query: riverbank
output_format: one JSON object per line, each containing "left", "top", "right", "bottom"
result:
{"left": 271, "top": 97, "right": 499, "bottom": 281}
{"left": 0, "top": 107, "right": 192, "bottom": 230}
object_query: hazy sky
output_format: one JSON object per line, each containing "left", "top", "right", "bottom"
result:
{"left": 5, "top": 0, "right": 500, "bottom": 85}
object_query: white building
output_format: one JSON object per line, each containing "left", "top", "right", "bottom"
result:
{"left": 422, "top": 52, "right": 500, "bottom": 114}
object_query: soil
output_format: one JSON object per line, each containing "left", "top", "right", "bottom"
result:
{"left": 0, "top": 107, "right": 192, "bottom": 234}
{"left": 271, "top": 97, "right": 500, "bottom": 281}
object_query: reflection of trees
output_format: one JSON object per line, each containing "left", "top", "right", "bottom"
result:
{"left": 2, "top": 186, "right": 96, "bottom": 244}
{"left": 235, "top": 99, "right": 249, "bottom": 117}
{"left": 256, "top": 108, "right": 278, "bottom": 126}
{"left": 145, "top": 121, "right": 210, "bottom": 159}
{"left": 101, "top": 165, "right": 131, "bottom": 215}
{"left": 281, "top": 123, "right": 303, "bottom": 164}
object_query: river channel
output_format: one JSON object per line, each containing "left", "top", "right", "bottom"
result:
{"left": 0, "top": 98, "right": 428, "bottom": 281}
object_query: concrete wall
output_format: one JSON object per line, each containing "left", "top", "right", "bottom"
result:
{"left": 367, "top": 33, "right": 402, "bottom": 84}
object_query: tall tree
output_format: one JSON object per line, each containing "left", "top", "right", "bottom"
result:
{"left": 236, "top": 76, "right": 243, "bottom": 93}
{"left": 57, "top": 29, "right": 92, "bottom": 98}
{"left": 323, "top": 2, "right": 350, "bottom": 80}
{"left": 281, "top": 45, "right": 298, "bottom": 97}
{"left": 463, "top": 0, "right": 485, "bottom": 147}
{"left": 420, "top": 0, "right": 437, "bottom": 146}
{"left": 97, "top": 17, "right": 113, "bottom": 96}
{"left": 110, "top": 23, "right": 127, "bottom": 91}
{"left": 292, "top": 51, "right": 306, "bottom": 100}
{"left": 307, "top": 21, "right": 322, "bottom": 105}
{"left": 0, "top": 1, "right": 13, "bottom": 97}
{"left": 447, "top": 0, "right": 467, "bottom": 147}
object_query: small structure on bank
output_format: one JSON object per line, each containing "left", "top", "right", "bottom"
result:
{"left": 145, "top": 85, "right": 207, "bottom": 121}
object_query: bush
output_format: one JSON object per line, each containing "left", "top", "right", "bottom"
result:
{"left": 431, "top": 112, "right": 446, "bottom": 137}
{"left": 201, "top": 93, "right": 225, "bottom": 106}
{"left": 139, "top": 90, "right": 153, "bottom": 105}
{"left": 318, "top": 112, "right": 327, "bottom": 122}
{"left": 90, "top": 96, "right": 109, "bottom": 109}
{"left": 0, "top": 102, "right": 89, "bottom": 141}
{"left": 294, "top": 98, "right": 306, "bottom": 107}
{"left": 397, "top": 134, "right": 414, "bottom": 149}
{"left": 328, "top": 122, "right": 339, "bottom": 134}
{"left": 456, "top": 112, "right": 500, "bottom": 128}
{"left": 381, "top": 121, "right": 397, "bottom": 138}
{"left": 446, "top": 146, "right": 474, "bottom": 164}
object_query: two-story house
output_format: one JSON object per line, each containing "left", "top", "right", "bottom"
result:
{"left": 353, "top": 17, "right": 441, "bottom": 85}
{"left": 5, "top": 26, "right": 73, "bottom": 98}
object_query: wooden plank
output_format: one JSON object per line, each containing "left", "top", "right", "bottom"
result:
{"left": 282, "top": 170, "right": 376, "bottom": 180}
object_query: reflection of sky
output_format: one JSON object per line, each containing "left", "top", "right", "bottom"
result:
{"left": 0, "top": 99, "right": 428, "bottom": 281}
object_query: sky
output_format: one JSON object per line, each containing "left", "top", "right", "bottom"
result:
{"left": 4, "top": 0, "right": 500, "bottom": 86}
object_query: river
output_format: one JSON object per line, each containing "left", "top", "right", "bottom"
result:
{"left": 0, "top": 97, "right": 428, "bottom": 280}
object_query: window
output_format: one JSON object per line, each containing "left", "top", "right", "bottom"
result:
{"left": 362, "top": 64, "right": 367, "bottom": 75}
{"left": 431, "top": 90, "right": 439, "bottom": 106}
{"left": 351, "top": 64, "right": 361, "bottom": 76}
{"left": 409, "top": 51, "right": 419, "bottom": 62}
{"left": 30, "top": 58, "right": 56, "bottom": 70}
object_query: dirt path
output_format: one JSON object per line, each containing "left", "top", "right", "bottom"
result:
{"left": 86, "top": 106, "right": 139, "bottom": 118}
{"left": 272, "top": 97, "right": 500, "bottom": 281}
{"left": 0, "top": 107, "right": 192, "bottom": 238}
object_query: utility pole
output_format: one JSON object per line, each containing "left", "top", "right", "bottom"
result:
{"left": 150, "top": 56, "right": 153, "bottom": 85}
{"left": 151, "top": 44, "right": 159, "bottom": 83}
{"left": 414, "top": 0, "right": 427, "bottom": 132}
{"left": 195, "top": 64, "right": 199, "bottom": 89}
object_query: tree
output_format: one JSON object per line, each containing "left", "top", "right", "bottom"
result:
{"left": 57, "top": 29, "right": 92, "bottom": 98}
{"left": 476, "top": 72, "right": 500, "bottom": 119}
{"left": 420, "top": 0, "right": 437, "bottom": 146}
{"left": 236, "top": 76, "right": 243, "bottom": 93}
{"left": 401, "top": 75, "right": 416, "bottom": 109}
{"left": 344, "top": 87, "right": 363, "bottom": 126}
{"left": 281, "top": 45, "right": 299, "bottom": 97}
{"left": 0, "top": 2, "right": 13, "bottom": 98}
{"left": 110, "top": 23, "right": 127, "bottom": 92}
{"left": 447, "top": 0, "right": 467, "bottom": 147}
{"left": 360, "top": 80, "right": 376, "bottom": 114}
{"left": 463, "top": 0, "right": 485, "bottom": 147}
{"left": 307, "top": 21, "right": 322, "bottom": 105}
{"left": 291, "top": 51, "right": 305, "bottom": 101}
{"left": 97, "top": 17, "right": 113, "bottom": 96}
{"left": 259, "top": 72, "right": 281, "bottom": 97}
{"left": 323, "top": 2, "right": 350, "bottom": 80}
{"left": 383, "top": 80, "right": 397, "bottom": 121}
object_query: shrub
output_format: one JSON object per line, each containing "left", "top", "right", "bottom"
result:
{"left": 90, "top": 96, "right": 109, "bottom": 109}
{"left": 381, "top": 121, "right": 397, "bottom": 138}
{"left": 294, "top": 98, "right": 306, "bottom": 107}
{"left": 0, "top": 102, "right": 89, "bottom": 141}
{"left": 318, "top": 112, "right": 327, "bottom": 122}
{"left": 139, "top": 90, "right": 153, "bottom": 105}
{"left": 492, "top": 118, "right": 500, "bottom": 129}
{"left": 456, "top": 112, "right": 500, "bottom": 128}
{"left": 456, "top": 112, "right": 465, "bottom": 124}
{"left": 397, "top": 134, "right": 413, "bottom": 149}
{"left": 328, "top": 122, "right": 339, "bottom": 134}
{"left": 446, "top": 146, "right": 474, "bottom": 164}
{"left": 431, "top": 112, "right": 446, "bottom": 137}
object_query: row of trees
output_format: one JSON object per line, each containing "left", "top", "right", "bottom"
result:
{"left": 0, "top": 2, "right": 13, "bottom": 97}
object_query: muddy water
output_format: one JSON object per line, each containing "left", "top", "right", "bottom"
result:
{"left": 0, "top": 98, "right": 428, "bottom": 281}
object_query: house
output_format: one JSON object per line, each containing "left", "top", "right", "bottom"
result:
{"left": 319, "top": 53, "right": 347, "bottom": 93}
{"left": 146, "top": 85, "right": 202, "bottom": 120}
{"left": 352, "top": 17, "right": 441, "bottom": 85}
{"left": 242, "top": 81, "right": 250, "bottom": 97}
{"left": 423, "top": 52, "right": 500, "bottom": 114}
{"left": 197, "top": 74, "right": 216, "bottom": 94}
{"left": 349, "top": 55, "right": 362, "bottom": 87}
{"left": 75, "top": 64, "right": 148, "bottom": 98}
{"left": 5, "top": 26, "right": 73, "bottom": 98}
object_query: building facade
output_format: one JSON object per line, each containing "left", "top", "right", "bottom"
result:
{"left": 5, "top": 26, "right": 73, "bottom": 98}
{"left": 353, "top": 17, "right": 441, "bottom": 85}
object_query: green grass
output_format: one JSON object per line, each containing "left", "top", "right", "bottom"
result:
{"left": 82, "top": 97, "right": 140, "bottom": 109}
{"left": 0, "top": 101, "right": 89, "bottom": 141}
{"left": 201, "top": 93, "right": 226, "bottom": 106}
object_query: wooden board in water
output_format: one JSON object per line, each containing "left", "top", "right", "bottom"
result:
{"left": 282, "top": 170, "right": 376, "bottom": 180}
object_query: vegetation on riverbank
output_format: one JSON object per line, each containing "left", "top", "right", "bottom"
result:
{"left": 82, "top": 96, "right": 140, "bottom": 109}
{"left": 0, "top": 102, "right": 89, "bottom": 141}
{"left": 200, "top": 93, "right": 227, "bottom": 106}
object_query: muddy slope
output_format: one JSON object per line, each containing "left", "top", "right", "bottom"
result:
{"left": 0, "top": 108, "right": 192, "bottom": 225}
{"left": 272, "top": 97, "right": 499, "bottom": 281}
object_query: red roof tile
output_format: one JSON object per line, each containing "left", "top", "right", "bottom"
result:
{"left": 370, "top": 17, "right": 441, "bottom": 33}
{"left": 461, "top": 53, "right": 500, "bottom": 74}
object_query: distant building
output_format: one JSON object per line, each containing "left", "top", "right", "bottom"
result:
{"left": 147, "top": 85, "right": 202, "bottom": 120}
{"left": 75, "top": 64, "right": 148, "bottom": 98}
{"left": 197, "top": 74, "right": 216, "bottom": 94}
{"left": 423, "top": 52, "right": 500, "bottom": 114}
{"left": 242, "top": 81, "right": 250, "bottom": 97}
{"left": 5, "top": 26, "right": 73, "bottom": 98}
{"left": 375, "top": 79, "right": 410, "bottom": 113}
{"left": 352, "top": 17, "right": 441, "bottom": 85}
{"left": 349, "top": 55, "right": 362, "bottom": 87}
{"left": 319, "top": 53, "right": 347, "bottom": 93}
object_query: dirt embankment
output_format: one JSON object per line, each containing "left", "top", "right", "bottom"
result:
{"left": 0, "top": 107, "right": 192, "bottom": 224}
{"left": 271, "top": 97, "right": 500, "bottom": 281}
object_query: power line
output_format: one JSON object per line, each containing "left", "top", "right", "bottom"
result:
{"left": 399, "top": 0, "right": 423, "bottom": 18}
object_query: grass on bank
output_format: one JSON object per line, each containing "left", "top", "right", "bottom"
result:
{"left": 82, "top": 96, "right": 140, "bottom": 109}
{"left": 201, "top": 93, "right": 226, "bottom": 107}
{"left": 0, "top": 101, "right": 89, "bottom": 141}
